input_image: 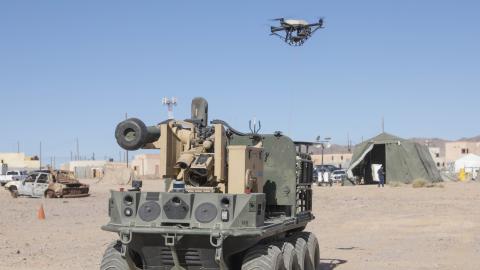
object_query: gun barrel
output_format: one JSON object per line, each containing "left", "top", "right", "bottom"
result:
{"left": 115, "top": 118, "right": 160, "bottom": 151}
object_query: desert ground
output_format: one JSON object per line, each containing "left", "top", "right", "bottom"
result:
{"left": 0, "top": 180, "right": 479, "bottom": 270}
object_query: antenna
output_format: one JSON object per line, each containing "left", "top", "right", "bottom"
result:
{"left": 162, "top": 97, "right": 178, "bottom": 120}
{"left": 249, "top": 116, "right": 262, "bottom": 134}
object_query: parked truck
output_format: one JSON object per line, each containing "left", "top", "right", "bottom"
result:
{"left": 0, "top": 170, "right": 28, "bottom": 186}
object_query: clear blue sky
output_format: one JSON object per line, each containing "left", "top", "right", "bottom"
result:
{"left": 1, "top": 0, "right": 479, "bottom": 165}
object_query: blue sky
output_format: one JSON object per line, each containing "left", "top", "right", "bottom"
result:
{"left": 1, "top": 1, "right": 479, "bottom": 165}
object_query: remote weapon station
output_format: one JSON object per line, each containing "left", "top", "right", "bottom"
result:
{"left": 101, "top": 97, "right": 319, "bottom": 270}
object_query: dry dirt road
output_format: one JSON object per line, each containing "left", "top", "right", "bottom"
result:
{"left": 0, "top": 180, "right": 479, "bottom": 270}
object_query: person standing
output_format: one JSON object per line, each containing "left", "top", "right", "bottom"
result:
{"left": 378, "top": 165, "right": 385, "bottom": 187}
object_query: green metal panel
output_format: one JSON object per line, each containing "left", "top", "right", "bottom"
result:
{"left": 229, "top": 134, "right": 297, "bottom": 207}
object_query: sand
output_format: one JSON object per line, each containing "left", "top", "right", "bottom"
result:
{"left": 0, "top": 180, "right": 479, "bottom": 270}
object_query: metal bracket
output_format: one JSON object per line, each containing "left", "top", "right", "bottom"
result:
{"left": 210, "top": 229, "right": 228, "bottom": 269}
{"left": 119, "top": 230, "right": 132, "bottom": 245}
{"left": 120, "top": 243, "right": 127, "bottom": 257}
{"left": 210, "top": 233, "right": 223, "bottom": 248}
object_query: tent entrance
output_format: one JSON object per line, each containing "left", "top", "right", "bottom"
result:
{"left": 353, "top": 144, "right": 386, "bottom": 184}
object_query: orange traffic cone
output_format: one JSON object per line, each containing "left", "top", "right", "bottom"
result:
{"left": 37, "top": 204, "right": 46, "bottom": 220}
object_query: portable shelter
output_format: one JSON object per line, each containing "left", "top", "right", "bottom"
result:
{"left": 347, "top": 133, "right": 442, "bottom": 184}
{"left": 454, "top": 154, "right": 480, "bottom": 180}
{"left": 454, "top": 154, "right": 480, "bottom": 172}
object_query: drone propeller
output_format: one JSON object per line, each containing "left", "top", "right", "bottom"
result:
{"left": 318, "top": 17, "right": 325, "bottom": 26}
{"left": 270, "top": 18, "right": 285, "bottom": 22}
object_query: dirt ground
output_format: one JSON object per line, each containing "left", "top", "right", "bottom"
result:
{"left": 0, "top": 180, "right": 479, "bottom": 270}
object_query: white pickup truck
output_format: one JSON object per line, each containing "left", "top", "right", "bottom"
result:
{"left": 0, "top": 170, "right": 28, "bottom": 186}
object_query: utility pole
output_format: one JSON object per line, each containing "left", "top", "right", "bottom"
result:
{"left": 39, "top": 141, "right": 42, "bottom": 169}
{"left": 315, "top": 136, "right": 332, "bottom": 166}
{"left": 382, "top": 116, "right": 385, "bottom": 133}
{"left": 17, "top": 141, "right": 20, "bottom": 153}
{"left": 125, "top": 112, "right": 129, "bottom": 167}
{"left": 76, "top": 138, "right": 80, "bottom": 161}
{"left": 347, "top": 133, "right": 351, "bottom": 153}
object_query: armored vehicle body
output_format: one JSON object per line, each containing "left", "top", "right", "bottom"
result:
{"left": 101, "top": 98, "right": 319, "bottom": 270}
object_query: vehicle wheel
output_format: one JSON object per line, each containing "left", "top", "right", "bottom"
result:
{"left": 298, "top": 232, "right": 320, "bottom": 270}
{"left": 45, "top": 190, "right": 56, "bottom": 198}
{"left": 9, "top": 187, "right": 18, "bottom": 198}
{"left": 289, "top": 234, "right": 313, "bottom": 270}
{"left": 100, "top": 241, "right": 139, "bottom": 270}
{"left": 276, "top": 242, "right": 300, "bottom": 270}
{"left": 241, "top": 244, "right": 286, "bottom": 270}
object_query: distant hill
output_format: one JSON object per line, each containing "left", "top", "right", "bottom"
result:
{"left": 409, "top": 137, "right": 450, "bottom": 155}
{"left": 459, "top": 135, "right": 480, "bottom": 142}
{"left": 310, "top": 135, "right": 480, "bottom": 156}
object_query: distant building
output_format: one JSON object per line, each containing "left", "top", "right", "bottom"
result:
{"left": 428, "top": 147, "right": 446, "bottom": 168}
{"left": 131, "top": 154, "right": 160, "bottom": 177}
{"left": 445, "top": 141, "right": 480, "bottom": 165}
{"left": 0, "top": 152, "right": 41, "bottom": 170}
{"left": 61, "top": 160, "right": 109, "bottom": 179}
{"left": 311, "top": 153, "right": 353, "bottom": 169}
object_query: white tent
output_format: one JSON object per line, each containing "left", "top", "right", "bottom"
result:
{"left": 454, "top": 154, "right": 480, "bottom": 175}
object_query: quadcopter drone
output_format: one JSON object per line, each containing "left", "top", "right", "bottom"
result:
{"left": 270, "top": 18, "right": 324, "bottom": 46}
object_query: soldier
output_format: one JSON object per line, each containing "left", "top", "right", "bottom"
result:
{"left": 378, "top": 165, "right": 385, "bottom": 187}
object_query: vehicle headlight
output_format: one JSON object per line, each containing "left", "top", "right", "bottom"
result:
{"left": 124, "top": 207, "right": 133, "bottom": 217}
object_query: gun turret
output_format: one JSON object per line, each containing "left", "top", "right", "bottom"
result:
{"left": 113, "top": 98, "right": 266, "bottom": 194}
{"left": 115, "top": 118, "right": 161, "bottom": 151}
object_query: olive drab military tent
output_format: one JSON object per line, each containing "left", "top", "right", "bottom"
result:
{"left": 347, "top": 133, "right": 442, "bottom": 184}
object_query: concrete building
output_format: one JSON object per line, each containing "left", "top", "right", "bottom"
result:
{"left": 131, "top": 154, "right": 160, "bottom": 177}
{"left": 311, "top": 153, "right": 353, "bottom": 169}
{"left": 0, "top": 152, "right": 41, "bottom": 170}
{"left": 445, "top": 141, "right": 480, "bottom": 164}
{"left": 61, "top": 160, "right": 109, "bottom": 179}
{"left": 428, "top": 147, "right": 446, "bottom": 168}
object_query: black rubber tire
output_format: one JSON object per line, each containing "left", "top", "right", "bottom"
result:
{"left": 100, "top": 241, "right": 132, "bottom": 270}
{"left": 9, "top": 187, "right": 18, "bottom": 198}
{"left": 276, "top": 242, "right": 300, "bottom": 270}
{"left": 289, "top": 235, "right": 313, "bottom": 270}
{"left": 241, "top": 244, "right": 286, "bottom": 270}
{"left": 298, "top": 232, "right": 320, "bottom": 270}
